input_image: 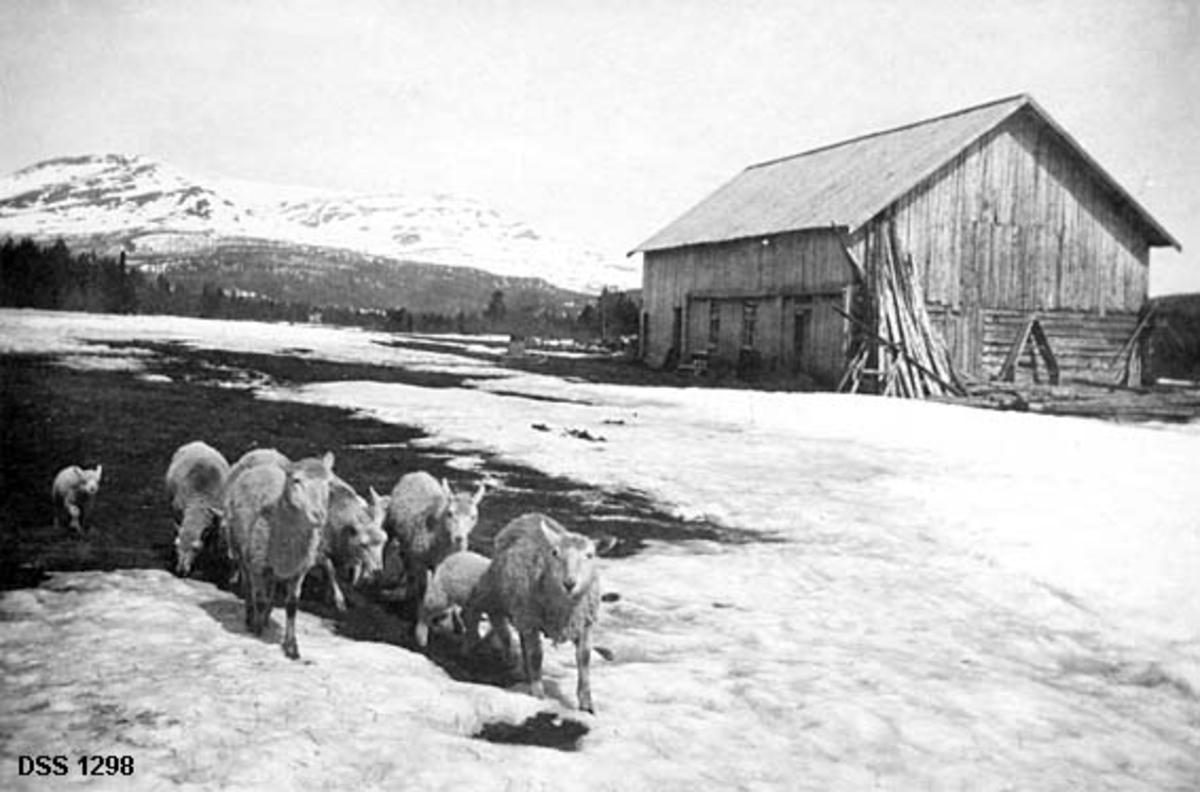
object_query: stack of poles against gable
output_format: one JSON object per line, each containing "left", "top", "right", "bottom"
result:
{"left": 837, "top": 220, "right": 964, "bottom": 398}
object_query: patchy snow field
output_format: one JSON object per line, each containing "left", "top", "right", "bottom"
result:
{"left": 2, "top": 308, "right": 1199, "bottom": 791}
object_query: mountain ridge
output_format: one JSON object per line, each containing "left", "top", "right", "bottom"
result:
{"left": 0, "top": 153, "right": 637, "bottom": 313}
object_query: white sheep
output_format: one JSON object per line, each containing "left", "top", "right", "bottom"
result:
{"left": 384, "top": 471, "right": 485, "bottom": 606}
{"left": 51, "top": 464, "right": 103, "bottom": 534}
{"left": 318, "top": 476, "right": 389, "bottom": 611}
{"left": 226, "top": 448, "right": 290, "bottom": 486}
{"left": 221, "top": 449, "right": 290, "bottom": 573}
{"left": 165, "top": 441, "right": 230, "bottom": 576}
{"left": 224, "top": 451, "right": 336, "bottom": 660}
{"left": 463, "top": 513, "right": 614, "bottom": 713}
{"left": 415, "top": 550, "right": 491, "bottom": 648}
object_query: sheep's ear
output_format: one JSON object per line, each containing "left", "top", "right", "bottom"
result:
{"left": 472, "top": 483, "right": 486, "bottom": 505}
{"left": 322, "top": 452, "right": 335, "bottom": 472}
{"left": 95, "top": 465, "right": 103, "bottom": 480}
{"left": 441, "top": 477, "right": 453, "bottom": 497}
{"left": 538, "top": 518, "right": 560, "bottom": 547}
{"left": 369, "top": 486, "right": 380, "bottom": 501}
{"left": 595, "top": 535, "right": 618, "bottom": 556}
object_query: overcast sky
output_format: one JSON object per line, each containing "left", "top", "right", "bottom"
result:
{"left": 1, "top": 0, "right": 1196, "bottom": 293}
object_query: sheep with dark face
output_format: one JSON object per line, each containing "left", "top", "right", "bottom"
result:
{"left": 52, "top": 464, "right": 103, "bottom": 534}
{"left": 224, "top": 452, "right": 336, "bottom": 660}
{"left": 165, "top": 441, "right": 230, "bottom": 576}
{"left": 463, "top": 513, "right": 614, "bottom": 713}
{"left": 383, "top": 471, "right": 485, "bottom": 608}
{"left": 318, "top": 477, "right": 389, "bottom": 611}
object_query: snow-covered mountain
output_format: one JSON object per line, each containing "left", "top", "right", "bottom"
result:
{"left": 0, "top": 154, "right": 639, "bottom": 295}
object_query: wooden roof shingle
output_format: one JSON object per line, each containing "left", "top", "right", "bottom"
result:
{"left": 633, "top": 94, "right": 1179, "bottom": 253}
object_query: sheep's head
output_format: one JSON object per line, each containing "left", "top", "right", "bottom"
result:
{"left": 174, "top": 505, "right": 222, "bottom": 576}
{"left": 344, "top": 487, "right": 389, "bottom": 584}
{"left": 441, "top": 479, "right": 485, "bottom": 553}
{"left": 80, "top": 465, "right": 102, "bottom": 496}
{"left": 539, "top": 518, "right": 602, "bottom": 598}
{"left": 284, "top": 452, "right": 335, "bottom": 527}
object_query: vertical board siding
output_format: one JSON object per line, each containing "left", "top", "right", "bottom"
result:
{"left": 643, "top": 230, "right": 855, "bottom": 374}
{"left": 644, "top": 107, "right": 1159, "bottom": 386}
{"left": 890, "top": 109, "right": 1148, "bottom": 318}
{"left": 885, "top": 108, "right": 1149, "bottom": 378}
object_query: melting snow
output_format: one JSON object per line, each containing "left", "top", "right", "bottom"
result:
{"left": 1, "top": 308, "right": 1198, "bottom": 791}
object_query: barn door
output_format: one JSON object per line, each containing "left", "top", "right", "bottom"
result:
{"left": 793, "top": 306, "right": 813, "bottom": 373}
{"left": 788, "top": 294, "right": 843, "bottom": 385}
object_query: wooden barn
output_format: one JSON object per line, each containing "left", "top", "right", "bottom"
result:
{"left": 632, "top": 94, "right": 1179, "bottom": 389}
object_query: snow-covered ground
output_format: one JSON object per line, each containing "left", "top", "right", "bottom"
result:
{"left": 2, "top": 308, "right": 1198, "bottom": 791}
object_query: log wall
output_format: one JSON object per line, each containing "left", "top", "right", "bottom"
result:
{"left": 980, "top": 309, "right": 1140, "bottom": 381}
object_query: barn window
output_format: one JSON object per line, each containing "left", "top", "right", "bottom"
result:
{"left": 708, "top": 301, "right": 720, "bottom": 350}
{"left": 741, "top": 301, "right": 758, "bottom": 348}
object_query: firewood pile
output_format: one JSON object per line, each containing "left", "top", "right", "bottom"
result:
{"left": 837, "top": 222, "right": 964, "bottom": 398}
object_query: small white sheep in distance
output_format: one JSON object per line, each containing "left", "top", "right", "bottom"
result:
{"left": 165, "top": 441, "right": 230, "bottom": 576}
{"left": 51, "top": 464, "right": 103, "bottom": 534}
{"left": 319, "top": 476, "right": 389, "bottom": 611}
{"left": 415, "top": 550, "right": 491, "bottom": 647}
{"left": 463, "top": 513, "right": 615, "bottom": 713}
{"left": 384, "top": 471, "right": 485, "bottom": 606}
{"left": 224, "top": 452, "right": 336, "bottom": 660}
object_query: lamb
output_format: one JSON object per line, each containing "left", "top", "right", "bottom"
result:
{"left": 224, "top": 451, "right": 336, "bottom": 660}
{"left": 51, "top": 464, "right": 103, "bottom": 534}
{"left": 384, "top": 471, "right": 485, "bottom": 606}
{"left": 165, "top": 441, "right": 230, "bottom": 576}
{"left": 415, "top": 550, "right": 491, "bottom": 647}
{"left": 462, "top": 513, "right": 614, "bottom": 713}
{"left": 318, "top": 476, "right": 389, "bottom": 611}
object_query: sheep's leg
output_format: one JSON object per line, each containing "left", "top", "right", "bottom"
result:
{"left": 575, "top": 628, "right": 594, "bottom": 714}
{"left": 240, "top": 561, "right": 256, "bottom": 631}
{"left": 494, "top": 618, "right": 518, "bottom": 668}
{"left": 281, "top": 573, "right": 307, "bottom": 660}
{"left": 250, "top": 569, "right": 272, "bottom": 636}
{"left": 405, "top": 556, "right": 426, "bottom": 606}
{"left": 322, "top": 557, "right": 347, "bottom": 611}
{"left": 66, "top": 501, "right": 83, "bottom": 534}
{"left": 519, "top": 628, "right": 545, "bottom": 699}
{"left": 459, "top": 603, "right": 482, "bottom": 657}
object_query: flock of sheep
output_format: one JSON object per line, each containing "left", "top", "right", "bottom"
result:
{"left": 50, "top": 441, "right": 613, "bottom": 713}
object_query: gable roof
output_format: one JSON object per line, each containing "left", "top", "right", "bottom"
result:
{"left": 633, "top": 94, "right": 1179, "bottom": 254}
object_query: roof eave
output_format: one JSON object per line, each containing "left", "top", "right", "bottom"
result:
{"left": 632, "top": 224, "right": 851, "bottom": 256}
{"left": 1014, "top": 96, "right": 1180, "bottom": 251}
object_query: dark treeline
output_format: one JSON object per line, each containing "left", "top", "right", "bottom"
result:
{"left": 0, "top": 236, "right": 641, "bottom": 342}
{"left": 1, "top": 237, "right": 139, "bottom": 314}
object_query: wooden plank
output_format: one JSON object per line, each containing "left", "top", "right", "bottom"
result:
{"left": 998, "top": 315, "right": 1035, "bottom": 382}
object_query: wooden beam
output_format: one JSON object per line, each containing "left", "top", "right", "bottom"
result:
{"left": 832, "top": 304, "right": 965, "bottom": 396}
